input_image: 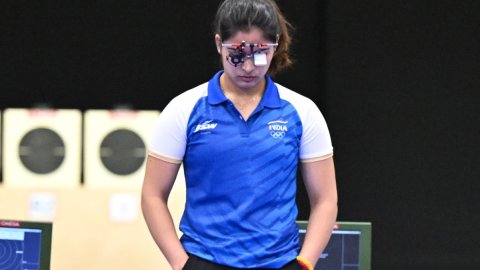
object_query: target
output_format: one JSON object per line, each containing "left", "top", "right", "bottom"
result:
{"left": 19, "top": 128, "right": 65, "bottom": 174}
{"left": 0, "top": 240, "right": 22, "bottom": 270}
{"left": 2, "top": 108, "right": 82, "bottom": 188}
{"left": 100, "top": 129, "right": 146, "bottom": 176}
{"left": 83, "top": 109, "right": 160, "bottom": 189}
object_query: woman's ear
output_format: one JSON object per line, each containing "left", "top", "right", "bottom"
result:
{"left": 275, "top": 34, "right": 280, "bottom": 51}
{"left": 215, "top": 34, "right": 222, "bottom": 54}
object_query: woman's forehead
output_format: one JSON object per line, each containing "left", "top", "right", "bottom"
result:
{"left": 224, "top": 27, "right": 270, "bottom": 43}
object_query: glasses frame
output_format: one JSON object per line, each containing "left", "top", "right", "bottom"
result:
{"left": 221, "top": 40, "right": 278, "bottom": 67}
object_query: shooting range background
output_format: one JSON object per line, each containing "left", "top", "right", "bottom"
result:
{"left": 1, "top": 0, "right": 479, "bottom": 269}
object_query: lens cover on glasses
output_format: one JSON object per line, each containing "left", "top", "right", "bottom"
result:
{"left": 221, "top": 41, "right": 277, "bottom": 67}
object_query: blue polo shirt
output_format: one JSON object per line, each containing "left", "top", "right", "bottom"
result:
{"left": 149, "top": 71, "right": 333, "bottom": 268}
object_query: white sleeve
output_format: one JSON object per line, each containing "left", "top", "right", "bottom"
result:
{"left": 148, "top": 83, "right": 208, "bottom": 163}
{"left": 149, "top": 84, "right": 208, "bottom": 163}
{"left": 299, "top": 99, "right": 334, "bottom": 162}
{"left": 148, "top": 96, "right": 188, "bottom": 164}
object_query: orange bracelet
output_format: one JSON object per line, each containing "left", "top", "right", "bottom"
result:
{"left": 296, "top": 256, "right": 314, "bottom": 270}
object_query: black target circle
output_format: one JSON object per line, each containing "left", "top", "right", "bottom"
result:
{"left": 99, "top": 129, "right": 146, "bottom": 175}
{"left": 19, "top": 128, "right": 65, "bottom": 174}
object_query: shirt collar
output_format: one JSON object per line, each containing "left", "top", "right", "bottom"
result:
{"left": 207, "top": 70, "right": 282, "bottom": 108}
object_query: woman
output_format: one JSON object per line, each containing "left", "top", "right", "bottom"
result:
{"left": 141, "top": 0, "right": 337, "bottom": 269}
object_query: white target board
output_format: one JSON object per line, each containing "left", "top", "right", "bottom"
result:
{"left": 2, "top": 108, "right": 82, "bottom": 188}
{"left": 83, "top": 109, "right": 160, "bottom": 190}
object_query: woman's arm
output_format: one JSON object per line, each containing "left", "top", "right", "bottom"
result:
{"left": 141, "top": 155, "right": 188, "bottom": 270}
{"left": 298, "top": 156, "right": 338, "bottom": 268}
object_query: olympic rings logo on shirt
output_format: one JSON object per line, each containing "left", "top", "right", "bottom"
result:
{"left": 268, "top": 120, "right": 288, "bottom": 139}
{"left": 270, "top": 131, "right": 286, "bottom": 139}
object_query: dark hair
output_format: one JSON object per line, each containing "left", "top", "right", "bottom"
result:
{"left": 213, "top": 0, "right": 293, "bottom": 76}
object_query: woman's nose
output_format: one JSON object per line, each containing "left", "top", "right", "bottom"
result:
{"left": 241, "top": 56, "right": 255, "bottom": 73}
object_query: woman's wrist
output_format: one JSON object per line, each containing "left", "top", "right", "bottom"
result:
{"left": 171, "top": 253, "right": 189, "bottom": 270}
{"left": 296, "top": 255, "right": 314, "bottom": 270}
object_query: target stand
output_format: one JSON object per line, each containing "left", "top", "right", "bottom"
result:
{"left": 2, "top": 108, "right": 82, "bottom": 188}
{"left": 83, "top": 109, "right": 160, "bottom": 190}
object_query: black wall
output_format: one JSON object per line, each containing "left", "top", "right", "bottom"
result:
{"left": 2, "top": 1, "right": 479, "bottom": 269}
{"left": 324, "top": 1, "right": 480, "bottom": 269}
